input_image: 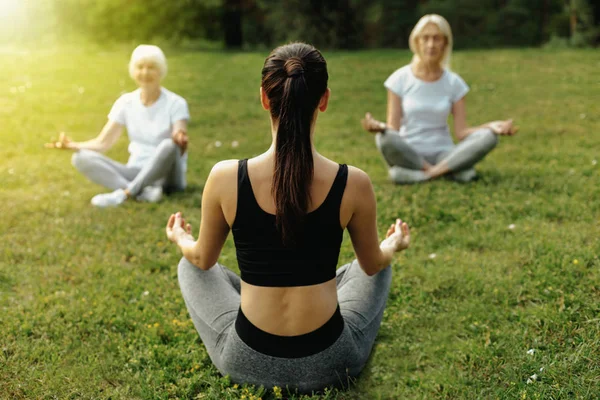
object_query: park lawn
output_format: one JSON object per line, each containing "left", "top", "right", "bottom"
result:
{"left": 0, "top": 45, "right": 599, "bottom": 399}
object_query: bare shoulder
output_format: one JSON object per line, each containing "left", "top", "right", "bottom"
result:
{"left": 209, "top": 159, "right": 239, "bottom": 178}
{"left": 339, "top": 165, "right": 375, "bottom": 227}
{"left": 343, "top": 165, "right": 375, "bottom": 207}
{"left": 346, "top": 165, "right": 373, "bottom": 191}
{"left": 205, "top": 159, "right": 239, "bottom": 198}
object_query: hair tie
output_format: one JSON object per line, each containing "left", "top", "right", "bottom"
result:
{"left": 288, "top": 69, "right": 304, "bottom": 78}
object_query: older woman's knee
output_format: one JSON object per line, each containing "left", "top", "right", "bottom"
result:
{"left": 158, "top": 138, "right": 178, "bottom": 152}
{"left": 474, "top": 128, "right": 499, "bottom": 151}
{"left": 71, "top": 149, "right": 94, "bottom": 169}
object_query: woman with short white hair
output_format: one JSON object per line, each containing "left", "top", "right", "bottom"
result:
{"left": 362, "top": 14, "right": 517, "bottom": 184}
{"left": 47, "top": 44, "right": 190, "bottom": 206}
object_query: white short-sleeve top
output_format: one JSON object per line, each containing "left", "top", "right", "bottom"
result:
{"left": 384, "top": 65, "right": 469, "bottom": 156}
{"left": 108, "top": 87, "right": 190, "bottom": 169}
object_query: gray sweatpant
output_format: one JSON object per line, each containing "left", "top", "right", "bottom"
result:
{"left": 376, "top": 128, "right": 498, "bottom": 183}
{"left": 71, "top": 138, "right": 186, "bottom": 195}
{"left": 178, "top": 257, "right": 392, "bottom": 393}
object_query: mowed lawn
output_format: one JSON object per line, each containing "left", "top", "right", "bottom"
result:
{"left": 0, "top": 45, "right": 599, "bottom": 399}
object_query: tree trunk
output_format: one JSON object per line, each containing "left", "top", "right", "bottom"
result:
{"left": 224, "top": 0, "right": 243, "bottom": 48}
{"left": 570, "top": 0, "right": 577, "bottom": 37}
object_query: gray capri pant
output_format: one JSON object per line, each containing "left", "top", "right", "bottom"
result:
{"left": 178, "top": 257, "right": 392, "bottom": 393}
{"left": 376, "top": 128, "right": 499, "bottom": 183}
{"left": 71, "top": 138, "right": 186, "bottom": 195}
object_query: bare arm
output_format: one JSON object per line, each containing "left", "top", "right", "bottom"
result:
{"left": 452, "top": 97, "right": 517, "bottom": 141}
{"left": 166, "top": 160, "right": 234, "bottom": 270}
{"left": 345, "top": 167, "right": 409, "bottom": 276}
{"left": 46, "top": 120, "right": 123, "bottom": 152}
{"left": 386, "top": 90, "right": 403, "bottom": 131}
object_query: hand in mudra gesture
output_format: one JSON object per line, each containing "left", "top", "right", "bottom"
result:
{"left": 488, "top": 119, "right": 518, "bottom": 136}
{"left": 166, "top": 212, "right": 195, "bottom": 245}
{"left": 45, "top": 132, "right": 76, "bottom": 150}
{"left": 361, "top": 112, "right": 386, "bottom": 133}
{"left": 381, "top": 219, "right": 410, "bottom": 253}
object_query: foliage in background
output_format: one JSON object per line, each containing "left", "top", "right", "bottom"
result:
{"left": 52, "top": 0, "right": 222, "bottom": 43}
{"left": 3, "top": 0, "right": 597, "bottom": 49}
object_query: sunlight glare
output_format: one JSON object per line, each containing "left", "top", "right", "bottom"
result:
{"left": 0, "top": 0, "right": 23, "bottom": 18}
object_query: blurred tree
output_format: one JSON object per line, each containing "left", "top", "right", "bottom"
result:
{"left": 45, "top": 0, "right": 597, "bottom": 48}
{"left": 419, "top": 0, "right": 565, "bottom": 47}
{"left": 375, "top": 0, "right": 420, "bottom": 48}
{"left": 52, "top": 0, "right": 221, "bottom": 43}
{"left": 566, "top": 0, "right": 599, "bottom": 46}
{"left": 256, "top": 0, "right": 368, "bottom": 49}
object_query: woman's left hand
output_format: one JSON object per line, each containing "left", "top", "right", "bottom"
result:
{"left": 166, "top": 212, "right": 195, "bottom": 245}
{"left": 488, "top": 119, "right": 518, "bottom": 136}
{"left": 172, "top": 130, "right": 188, "bottom": 154}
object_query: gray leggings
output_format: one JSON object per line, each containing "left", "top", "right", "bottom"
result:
{"left": 376, "top": 128, "right": 498, "bottom": 182}
{"left": 178, "top": 257, "right": 392, "bottom": 393}
{"left": 71, "top": 138, "right": 185, "bottom": 195}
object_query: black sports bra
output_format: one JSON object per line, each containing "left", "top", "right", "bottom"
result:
{"left": 231, "top": 159, "right": 348, "bottom": 287}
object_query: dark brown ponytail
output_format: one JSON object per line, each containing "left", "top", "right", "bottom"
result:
{"left": 261, "top": 43, "right": 328, "bottom": 246}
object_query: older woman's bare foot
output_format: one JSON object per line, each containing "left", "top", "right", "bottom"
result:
{"left": 361, "top": 112, "right": 386, "bottom": 133}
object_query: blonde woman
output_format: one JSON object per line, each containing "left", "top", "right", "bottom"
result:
{"left": 362, "top": 14, "right": 517, "bottom": 184}
{"left": 46, "top": 45, "right": 190, "bottom": 206}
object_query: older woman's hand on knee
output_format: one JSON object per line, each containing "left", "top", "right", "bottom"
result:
{"left": 488, "top": 119, "right": 518, "bottom": 136}
{"left": 45, "top": 132, "right": 78, "bottom": 150}
{"left": 361, "top": 112, "right": 386, "bottom": 133}
{"left": 172, "top": 129, "right": 189, "bottom": 154}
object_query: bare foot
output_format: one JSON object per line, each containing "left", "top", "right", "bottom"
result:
{"left": 361, "top": 112, "right": 386, "bottom": 133}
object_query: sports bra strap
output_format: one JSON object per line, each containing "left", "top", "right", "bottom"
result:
{"left": 326, "top": 164, "right": 348, "bottom": 209}
{"left": 319, "top": 164, "right": 348, "bottom": 212}
{"left": 236, "top": 160, "right": 347, "bottom": 216}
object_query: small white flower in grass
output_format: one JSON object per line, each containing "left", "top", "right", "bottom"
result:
{"left": 214, "top": 140, "right": 222, "bottom": 148}
{"left": 9, "top": 87, "right": 17, "bottom": 94}
{"left": 539, "top": 367, "right": 544, "bottom": 372}
{"left": 579, "top": 113, "right": 586, "bottom": 119}
{"left": 592, "top": 159, "right": 597, "bottom": 166}
{"left": 78, "top": 87, "right": 85, "bottom": 94}
{"left": 231, "top": 140, "right": 239, "bottom": 148}
{"left": 508, "top": 224, "right": 516, "bottom": 230}
{"left": 527, "top": 373, "right": 538, "bottom": 384}
{"left": 428, "top": 253, "right": 436, "bottom": 259}
{"left": 527, "top": 348, "right": 535, "bottom": 355}
{"left": 143, "top": 291, "right": 149, "bottom": 296}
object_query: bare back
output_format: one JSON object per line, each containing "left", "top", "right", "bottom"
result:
{"left": 220, "top": 151, "right": 354, "bottom": 336}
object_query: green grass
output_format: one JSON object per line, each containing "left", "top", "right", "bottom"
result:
{"left": 1, "top": 45, "right": 599, "bottom": 399}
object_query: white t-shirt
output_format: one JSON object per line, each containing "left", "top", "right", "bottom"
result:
{"left": 384, "top": 65, "right": 469, "bottom": 156}
{"left": 108, "top": 87, "right": 190, "bottom": 169}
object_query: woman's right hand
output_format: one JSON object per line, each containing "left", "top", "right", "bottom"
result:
{"left": 488, "top": 119, "right": 518, "bottom": 136}
{"left": 380, "top": 219, "right": 410, "bottom": 253}
{"left": 44, "top": 132, "right": 77, "bottom": 150}
{"left": 361, "top": 112, "right": 386, "bottom": 133}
